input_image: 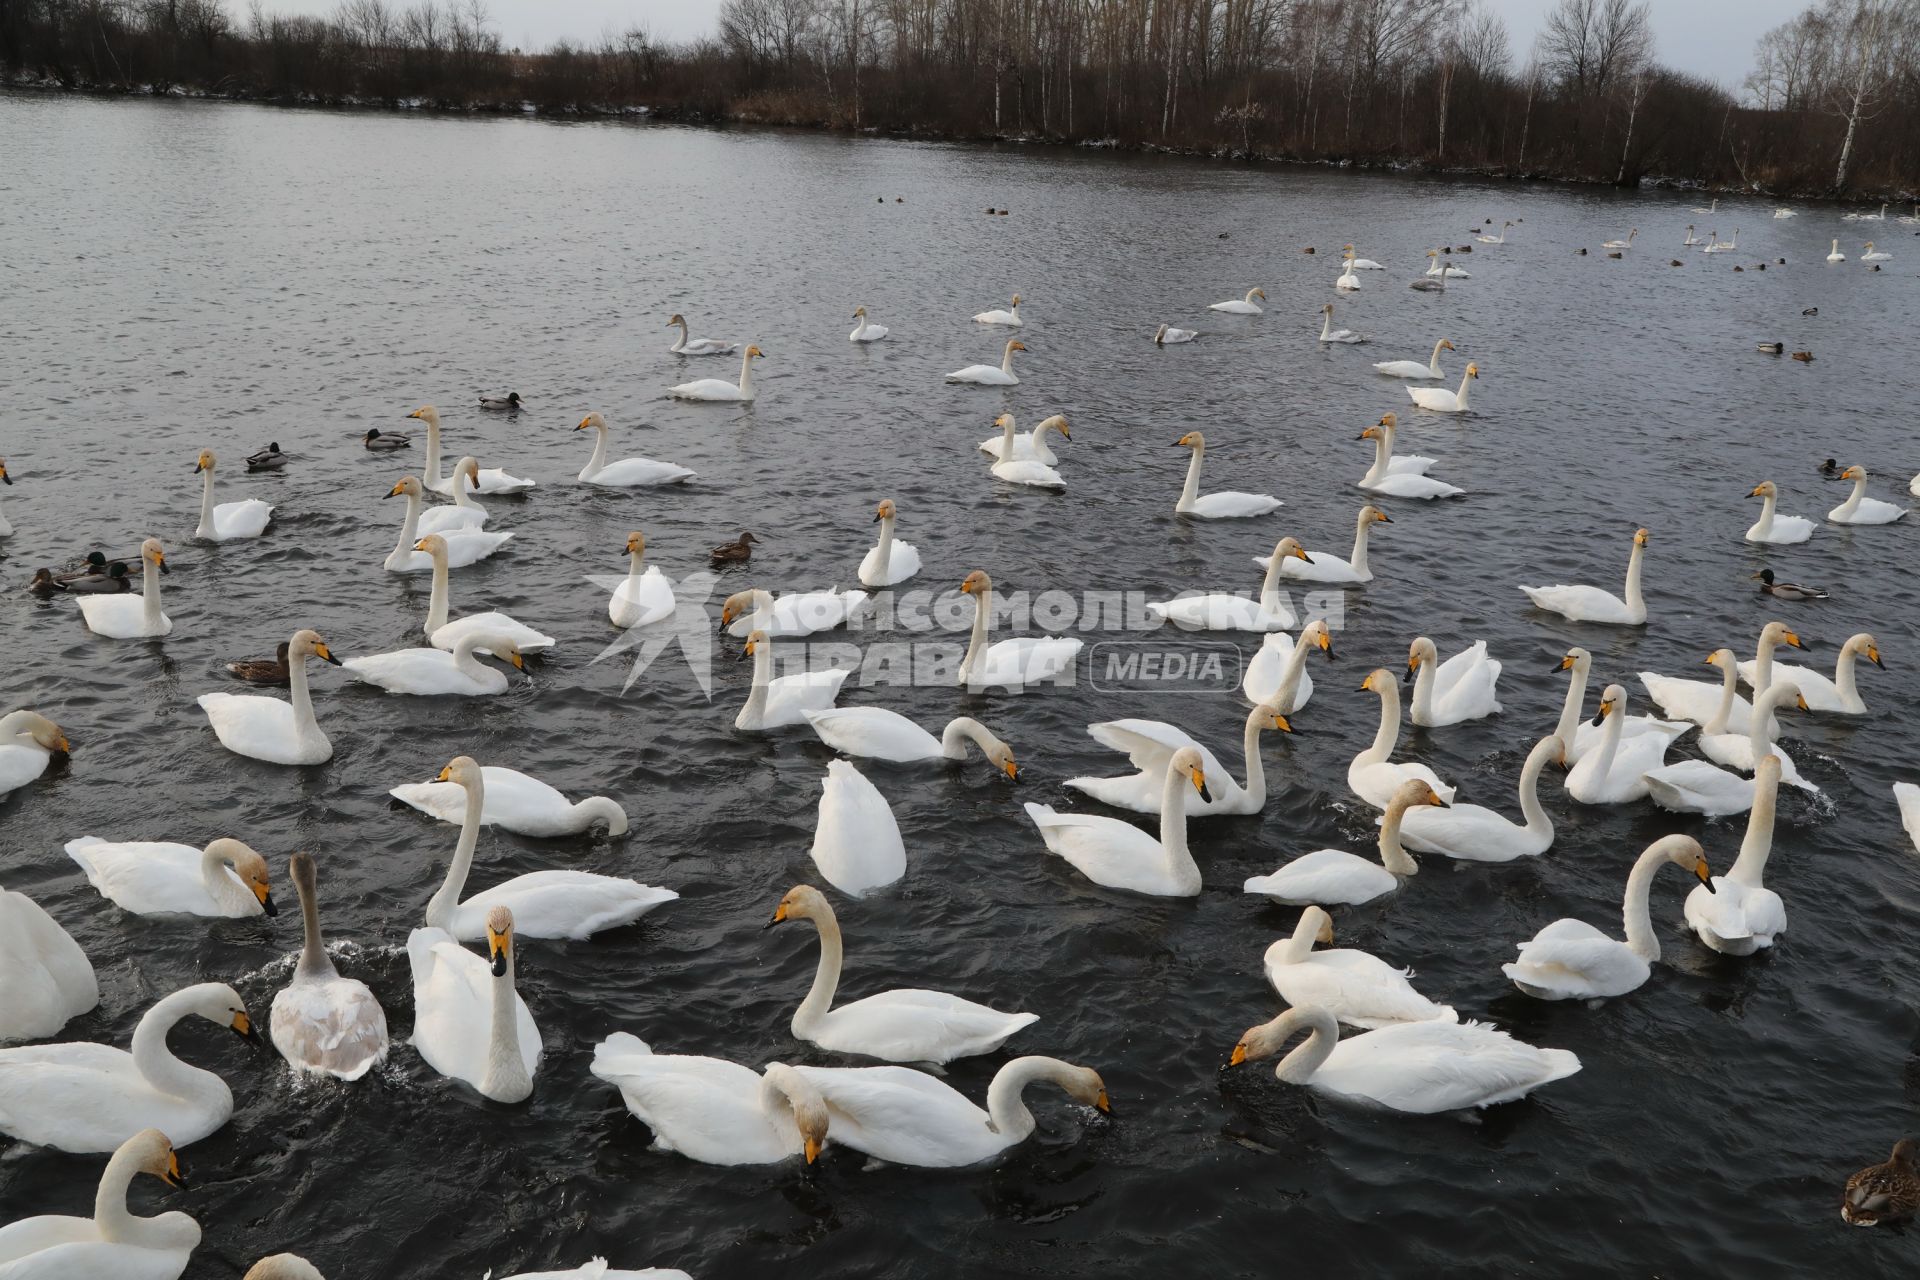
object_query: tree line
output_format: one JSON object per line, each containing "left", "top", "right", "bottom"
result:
{"left": 4, "top": 0, "right": 1917, "bottom": 198}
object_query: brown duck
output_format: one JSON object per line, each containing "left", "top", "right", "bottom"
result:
{"left": 1843, "top": 1139, "right": 1920, "bottom": 1226}
{"left": 711, "top": 532, "right": 758, "bottom": 565}
{"left": 228, "top": 641, "right": 293, "bottom": 686}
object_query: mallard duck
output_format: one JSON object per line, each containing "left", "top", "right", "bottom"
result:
{"left": 63, "top": 561, "right": 133, "bottom": 594}
{"left": 1802, "top": 307, "right": 1818, "bottom": 316}
{"left": 363, "top": 428, "right": 411, "bottom": 451}
{"left": 479, "top": 391, "right": 523, "bottom": 410}
{"left": 1792, "top": 350, "right": 1814, "bottom": 362}
{"left": 55, "top": 551, "right": 111, "bottom": 582}
{"left": 1751, "top": 569, "right": 1827, "bottom": 601}
{"left": 1819, "top": 457, "right": 1842, "bottom": 475}
{"left": 27, "top": 568, "right": 62, "bottom": 596}
{"left": 245, "top": 442, "right": 288, "bottom": 471}
{"left": 1758, "top": 342, "right": 1783, "bottom": 354}
{"left": 1843, "top": 1139, "right": 1920, "bottom": 1226}
{"left": 710, "top": 532, "right": 758, "bottom": 564}
{"left": 228, "top": 641, "right": 293, "bottom": 686}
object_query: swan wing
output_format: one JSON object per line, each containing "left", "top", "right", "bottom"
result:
{"left": 790, "top": 1064, "right": 1005, "bottom": 1167}
{"left": 1366, "top": 472, "right": 1462, "bottom": 499}
{"left": 1024, "top": 803, "right": 1196, "bottom": 896}
{"left": 1349, "top": 761, "right": 1456, "bottom": 808}
{"left": 415, "top": 505, "right": 487, "bottom": 535}
{"left": 0, "top": 1238, "right": 197, "bottom": 1279}
{"left": 857, "top": 539, "right": 921, "bottom": 586}
{"left": 1503, "top": 919, "right": 1646, "bottom": 998}
{"left": 1640, "top": 672, "right": 1751, "bottom": 729}
{"left": 973, "top": 638, "right": 1082, "bottom": 689}
{"left": 409, "top": 929, "right": 540, "bottom": 1082}
{"left": 818, "top": 989, "right": 1038, "bottom": 1063}
{"left": 63, "top": 838, "right": 236, "bottom": 916}
{"left": 1185, "top": 492, "right": 1282, "bottom": 519}
{"left": 589, "top": 1033, "right": 792, "bottom": 1164}
{"left": 431, "top": 612, "right": 556, "bottom": 654}
{"left": 0, "top": 892, "right": 98, "bottom": 1041}
{"left": 76, "top": 594, "right": 171, "bottom": 638}
{"left": 453, "top": 872, "right": 676, "bottom": 941}
{"left": 1242, "top": 849, "right": 1396, "bottom": 906}
{"left": 210, "top": 498, "right": 274, "bottom": 539}
{"left": 1518, "top": 583, "right": 1633, "bottom": 624}
{"left": 343, "top": 648, "right": 501, "bottom": 696}
{"left": 810, "top": 760, "right": 905, "bottom": 898}
{"left": 1642, "top": 760, "right": 1753, "bottom": 816}
{"left": 1317, "top": 1021, "right": 1580, "bottom": 1111}
{"left": 1264, "top": 948, "right": 1456, "bottom": 1028}
{"left": 0, "top": 745, "right": 53, "bottom": 798}
{"left": 611, "top": 566, "right": 676, "bottom": 628}
{"left": 1240, "top": 632, "right": 1315, "bottom": 711}
{"left": 1684, "top": 879, "right": 1786, "bottom": 950}
{"left": 196, "top": 692, "right": 322, "bottom": 764}
{"left": 762, "top": 668, "right": 852, "bottom": 725}
{"left": 270, "top": 973, "right": 390, "bottom": 1080}
{"left": 1147, "top": 593, "right": 1292, "bottom": 631}
{"left": 1743, "top": 660, "right": 1843, "bottom": 710}
{"left": 1396, "top": 802, "right": 1539, "bottom": 861}
{"left": 584, "top": 458, "right": 696, "bottom": 487}
{"left": 803, "top": 707, "right": 941, "bottom": 760}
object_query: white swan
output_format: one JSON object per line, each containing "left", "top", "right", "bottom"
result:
{"left": 65, "top": 837, "right": 275, "bottom": 919}
{"left": 978, "top": 412, "right": 1069, "bottom": 465}
{"left": 1263, "top": 907, "right": 1456, "bottom": 1028}
{"left": 574, "top": 413, "right": 695, "bottom": 486}
{"left": 1357, "top": 418, "right": 1460, "bottom": 499}
{"left": 1358, "top": 412, "right": 1437, "bottom": 476}
{"left": 1407, "top": 363, "right": 1478, "bottom": 413}
{"left": 1895, "top": 783, "right": 1920, "bottom": 852}
{"left": 1845, "top": 202, "right": 1888, "bottom": 221}
{"left": 1602, "top": 228, "right": 1638, "bottom": 249}
{"left": 972, "top": 294, "right": 1023, "bottom": 326}
{"left": 495, "top": 1261, "right": 687, "bottom": 1280}
{"left": 0, "top": 885, "right": 97, "bottom": 1042}
{"left": 1828, "top": 465, "right": 1907, "bottom": 524}
{"left": 1644, "top": 683, "right": 1814, "bottom": 815}
{"left": 196, "top": 629, "right": 339, "bottom": 765}
{"left": 382, "top": 476, "right": 513, "bottom": 572}
{"left": 803, "top": 709, "right": 1016, "bottom": 776}
{"left": 1173, "top": 430, "right": 1282, "bottom": 518}
{"left": 405, "top": 406, "right": 535, "bottom": 494}
{"left": 0, "top": 710, "right": 70, "bottom": 800}
{"left": 1773, "top": 207, "right": 1797, "bottom": 218}
{"left": 244, "top": 1256, "right": 328, "bottom": 1280}
{"left": 669, "top": 344, "right": 762, "bottom": 401}
{"left": 1698, "top": 678, "right": 1814, "bottom": 784}
{"left": 848, "top": 305, "right": 888, "bottom": 342}
{"left": 1683, "top": 757, "right": 1787, "bottom": 955}
{"left": 342, "top": 630, "right": 526, "bottom": 697}
{"left": 1373, "top": 338, "right": 1453, "bottom": 380}
{"left": 790, "top": 1056, "right": 1107, "bottom": 1168}
{"left": 0, "top": 1128, "right": 198, "bottom": 1279}
{"left": 1345, "top": 247, "right": 1386, "bottom": 269}
{"left": 1683, "top": 224, "right": 1703, "bottom": 245}
{"left": 390, "top": 765, "right": 628, "bottom": 837}
{"left": 1407, "top": 250, "right": 1448, "bottom": 291}
{"left": 1347, "top": 669, "right": 1457, "bottom": 808}
{"left": 1397, "top": 735, "right": 1561, "bottom": 862}
{"left": 419, "top": 757, "right": 674, "bottom": 940}
{"left": 1702, "top": 227, "right": 1740, "bottom": 253}
{"left": 1554, "top": 648, "right": 1688, "bottom": 764}
{"left": 1025, "top": 747, "right": 1208, "bottom": 897}
{"left": 1153, "top": 323, "right": 1198, "bottom": 344}
{"left": 721, "top": 585, "right": 870, "bottom": 639}
{"left": 1691, "top": 197, "right": 1718, "bottom": 214}
{"left": 1746, "top": 480, "right": 1816, "bottom": 544}
{"left": 1407, "top": 637, "right": 1502, "bottom": 726}
{"left": 736, "top": 630, "right": 851, "bottom": 729}
{"left": 1520, "top": 526, "right": 1649, "bottom": 625}
{"left": 412, "top": 458, "right": 488, "bottom": 534}
{"left": 77, "top": 538, "right": 171, "bottom": 638}
{"left": 956, "top": 571, "right": 1083, "bottom": 691}
{"left": 808, "top": 760, "right": 906, "bottom": 898}
{"left": 1064, "top": 702, "right": 1292, "bottom": 817}
{"left": 987, "top": 413, "right": 1067, "bottom": 488}
{"left": 1566, "top": 684, "right": 1673, "bottom": 804}
{"left": 1147, "top": 537, "right": 1309, "bottom": 631}
{"left": 415, "top": 535, "right": 554, "bottom": 656}
{"left": 1827, "top": 239, "right": 1847, "bottom": 263}
{"left": 1243, "top": 778, "right": 1444, "bottom": 906}
{"left": 1241, "top": 619, "right": 1331, "bottom": 712}
{"left": 1741, "top": 631, "right": 1882, "bottom": 714}
{"left": 1229, "top": 1006, "right": 1579, "bottom": 1112}
{"left": 769, "top": 885, "right": 1037, "bottom": 1060}
{"left": 1476, "top": 221, "right": 1513, "bottom": 244}
{"left": 665, "top": 312, "right": 736, "bottom": 355}
{"left": 1504, "top": 834, "right": 1713, "bottom": 1000}
{"left": 1861, "top": 241, "right": 1893, "bottom": 262}
{"left": 590, "top": 1034, "right": 828, "bottom": 1165}
{"left": 1423, "top": 252, "right": 1469, "bottom": 278}
{"left": 408, "top": 904, "right": 539, "bottom": 1103}
{"left": 858, "top": 498, "right": 923, "bottom": 587}
{"left": 0, "top": 982, "right": 254, "bottom": 1151}
{"left": 610, "top": 531, "right": 675, "bottom": 628}
{"left": 1209, "top": 287, "right": 1265, "bottom": 314}
{"left": 190, "top": 450, "right": 272, "bottom": 542}
{"left": 946, "top": 339, "right": 1024, "bottom": 386}
{"left": 1317, "top": 303, "right": 1366, "bottom": 343}
{"left": 270, "top": 851, "right": 388, "bottom": 1080}
{"left": 1642, "top": 644, "right": 1757, "bottom": 734}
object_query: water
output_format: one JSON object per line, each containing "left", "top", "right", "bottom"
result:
{"left": 4, "top": 91, "right": 1920, "bottom": 1278}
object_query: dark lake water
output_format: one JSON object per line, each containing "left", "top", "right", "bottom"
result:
{"left": 4, "top": 91, "right": 1920, "bottom": 1278}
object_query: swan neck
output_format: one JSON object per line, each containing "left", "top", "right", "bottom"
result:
{"left": 1237, "top": 706, "right": 1267, "bottom": 807}
{"left": 201, "top": 845, "right": 252, "bottom": 915}
{"left": 391, "top": 489, "right": 423, "bottom": 565}
{"left": 425, "top": 550, "right": 450, "bottom": 632}
{"left": 1279, "top": 911, "right": 1319, "bottom": 964}
{"left": 196, "top": 466, "right": 217, "bottom": 538}
{"left": 422, "top": 417, "right": 442, "bottom": 485}
{"left": 481, "top": 945, "right": 530, "bottom": 1101}
{"left": 1157, "top": 760, "right": 1201, "bottom": 884}
{"left": 583, "top": 426, "right": 609, "bottom": 478}
{"left": 872, "top": 515, "right": 894, "bottom": 577}
{"left": 1593, "top": 699, "right": 1625, "bottom": 779}
{"left": 1360, "top": 433, "right": 1390, "bottom": 486}
{"left": 295, "top": 868, "right": 333, "bottom": 978}
{"left": 425, "top": 777, "right": 483, "bottom": 930}
{"left": 1178, "top": 445, "right": 1203, "bottom": 509}
{"left": 1275, "top": 1009, "right": 1339, "bottom": 1084}
{"left": 1000, "top": 342, "right": 1017, "bottom": 375}
{"left": 1378, "top": 799, "right": 1420, "bottom": 874}
{"left": 1348, "top": 510, "right": 1372, "bottom": 575}
{"left": 743, "top": 633, "right": 773, "bottom": 719}
{"left": 1273, "top": 637, "right": 1312, "bottom": 714}
{"left": 1833, "top": 641, "right": 1860, "bottom": 701}
{"left": 960, "top": 584, "right": 991, "bottom": 685}
{"left": 1518, "top": 740, "right": 1554, "bottom": 835}
{"left": 1621, "top": 845, "right": 1667, "bottom": 961}
{"left": 792, "top": 912, "right": 843, "bottom": 1036}
{"left": 1364, "top": 683, "right": 1400, "bottom": 763}
{"left": 1730, "top": 773, "right": 1778, "bottom": 886}
{"left": 984, "top": 1058, "right": 1066, "bottom": 1144}
{"left": 1318, "top": 311, "right": 1332, "bottom": 340}
{"left": 1622, "top": 539, "right": 1645, "bottom": 613}
{"left": 92, "top": 1142, "right": 171, "bottom": 1244}
{"left": 1453, "top": 368, "right": 1471, "bottom": 409}
{"left": 1429, "top": 339, "right": 1446, "bottom": 372}
{"left": 288, "top": 649, "right": 319, "bottom": 743}
{"left": 572, "top": 796, "right": 627, "bottom": 835}
{"left": 940, "top": 717, "right": 993, "bottom": 761}
{"left": 737, "top": 348, "right": 755, "bottom": 395}
{"left": 131, "top": 992, "right": 224, "bottom": 1107}
{"left": 143, "top": 552, "right": 164, "bottom": 627}
{"left": 1410, "top": 655, "right": 1435, "bottom": 724}
{"left": 1553, "top": 661, "right": 1589, "bottom": 746}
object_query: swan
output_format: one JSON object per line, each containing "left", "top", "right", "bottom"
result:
{"left": 1423, "top": 252, "right": 1469, "bottom": 279}
{"left": 270, "top": 851, "right": 389, "bottom": 1080}
{"left": 590, "top": 1035, "right": 828, "bottom": 1165}
{"left": 1520, "top": 526, "right": 1649, "bottom": 625}
{"left": 1397, "top": 735, "right": 1562, "bottom": 862}
{"left": 1336, "top": 254, "right": 1361, "bottom": 291}
{"left": 1209, "top": 287, "right": 1266, "bottom": 314}
{"left": 1317, "top": 303, "right": 1366, "bottom": 343}
{"left": 1897, "top": 783, "right": 1920, "bottom": 853}
{"left": 1241, "top": 619, "right": 1331, "bottom": 712}
{"left": 669, "top": 344, "right": 762, "bottom": 401}
{"left": 1406, "top": 363, "right": 1477, "bottom": 413}
{"left": 1702, "top": 227, "right": 1739, "bottom": 253}
{"left": 1373, "top": 338, "right": 1454, "bottom": 380}
{"left": 382, "top": 476, "right": 514, "bottom": 572}
{"left": 1682, "top": 757, "right": 1786, "bottom": 956}
{"left": 808, "top": 760, "right": 906, "bottom": 898}
{"left": 1173, "top": 430, "right": 1282, "bottom": 518}
{"left": 1690, "top": 197, "right": 1718, "bottom": 214}
{"left": 1025, "top": 747, "right": 1209, "bottom": 897}
{"left": 405, "top": 406, "right": 535, "bottom": 495}
{"left": 1861, "top": 241, "right": 1892, "bottom": 262}
{"left": 1846, "top": 203, "right": 1889, "bottom": 221}
{"left": 197, "top": 630, "right": 339, "bottom": 765}
{"left": 244, "top": 1257, "right": 328, "bottom": 1280}
{"left": 1740, "top": 631, "right": 1882, "bottom": 714}
{"left": 737, "top": 630, "right": 851, "bottom": 729}
{"left": 1642, "top": 644, "right": 1760, "bottom": 734}
{"left": 0, "top": 1128, "right": 198, "bottom": 1279}
{"left": 1407, "top": 637, "right": 1502, "bottom": 726}
{"left": 0, "top": 710, "right": 70, "bottom": 799}
{"left": 610, "top": 531, "right": 675, "bottom": 628}
{"left": 1746, "top": 480, "right": 1816, "bottom": 544}
{"left": 1064, "top": 702, "right": 1292, "bottom": 817}
{"left": 1827, "top": 465, "right": 1907, "bottom": 524}
{"left": 1345, "top": 246, "right": 1386, "bottom": 269}
{"left": 342, "top": 630, "right": 526, "bottom": 697}
{"left": 789, "top": 1056, "right": 1108, "bottom": 1168}
{"left": 1504, "top": 834, "right": 1714, "bottom": 1000}
{"left": 768, "top": 885, "right": 1037, "bottom": 1060}
{"left": 1357, "top": 419, "right": 1460, "bottom": 498}
{"left": 1475, "top": 221, "right": 1513, "bottom": 244}
{"left": 1901, "top": 203, "right": 1920, "bottom": 224}
{"left": 77, "top": 538, "right": 171, "bottom": 638}
{"left": 1553, "top": 648, "right": 1688, "bottom": 764}
{"left": 408, "top": 904, "right": 539, "bottom": 1103}
{"left": 665, "top": 313, "right": 736, "bottom": 356}
{"left": 978, "top": 413, "right": 1069, "bottom": 465}
{"left": 1153, "top": 323, "right": 1198, "bottom": 344}
{"left": 947, "top": 339, "right": 1025, "bottom": 386}
{"left": 190, "top": 450, "right": 273, "bottom": 542}
{"left": 1347, "top": 669, "right": 1457, "bottom": 808}
{"left": 1229, "top": 1005, "right": 1579, "bottom": 1112}
{"left": 1243, "top": 778, "right": 1445, "bottom": 906}
{"left": 1359, "top": 413, "right": 1436, "bottom": 476}
{"left": 1147, "top": 537, "right": 1309, "bottom": 631}
{"left": 1408, "top": 252, "right": 1447, "bottom": 292}
{"left": 1602, "top": 228, "right": 1637, "bottom": 249}
{"left": 0, "top": 460, "right": 10, "bottom": 536}
{"left": 1683, "top": 224, "right": 1703, "bottom": 245}
{"left": 416, "top": 535, "right": 554, "bottom": 655}
{"left": 987, "top": 413, "right": 1066, "bottom": 488}
{"left": 848, "top": 305, "right": 888, "bottom": 342}
{"left": 419, "top": 757, "right": 674, "bottom": 940}
{"left": 0, "top": 982, "right": 255, "bottom": 1152}
{"left": 972, "top": 294, "right": 1023, "bottom": 326}
{"left": 390, "top": 765, "right": 628, "bottom": 837}
{"left": 858, "top": 498, "right": 923, "bottom": 586}
{"left": 1843, "top": 1140, "right": 1920, "bottom": 1227}
{"left": 1644, "top": 682, "right": 1815, "bottom": 815}
{"left": 721, "top": 585, "right": 871, "bottom": 639}
{"left": 574, "top": 413, "right": 695, "bottom": 486}
{"left": 1827, "top": 239, "right": 1847, "bottom": 263}
{"left": 65, "top": 837, "right": 275, "bottom": 919}
{"left": 409, "top": 458, "right": 489, "bottom": 534}
{"left": 0, "top": 885, "right": 97, "bottom": 1041}
{"left": 1263, "top": 907, "right": 1456, "bottom": 1028}
{"left": 1566, "top": 684, "right": 1673, "bottom": 804}
{"left": 956, "top": 570, "right": 1083, "bottom": 691}
{"left": 495, "top": 1261, "right": 688, "bottom": 1280}
{"left": 802, "top": 709, "right": 1016, "bottom": 776}
{"left": 1773, "top": 207, "right": 1797, "bottom": 218}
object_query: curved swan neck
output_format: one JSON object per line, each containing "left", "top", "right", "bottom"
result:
{"left": 196, "top": 466, "right": 218, "bottom": 539}
{"left": 939, "top": 717, "right": 995, "bottom": 760}
{"left": 481, "top": 944, "right": 531, "bottom": 1101}
{"left": 625, "top": 544, "right": 647, "bottom": 590}
{"left": 1273, "top": 638, "right": 1313, "bottom": 714}
{"left": 93, "top": 1143, "right": 192, "bottom": 1247}
{"left": 1157, "top": 761, "right": 1199, "bottom": 881}
{"left": 984, "top": 1057, "right": 1075, "bottom": 1142}
{"left": 1348, "top": 509, "right": 1372, "bottom": 575}
{"left": 1592, "top": 698, "right": 1625, "bottom": 779}
{"left": 1364, "top": 684, "right": 1400, "bottom": 763}
{"left": 571, "top": 795, "right": 627, "bottom": 834}
{"left": 1428, "top": 339, "right": 1446, "bottom": 372}
{"left": 1833, "top": 639, "right": 1862, "bottom": 703}
{"left": 1452, "top": 367, "right": 1471, "bottom": 409}
{"left": 1622, "top": 539, "right": 1645, "bottom": 614}
{"left": 1360, "top": 433, "right": 1391, "bottom": 486}
{"left": 451, "top": 633, "right": 491, "bottom": 679}
{"left": 1256, "top": 549, "right": 1287, "bottom": 603}
{"left": 1318, "top": 310, "right": 1333, "bottom": 340}
{"left": 1278, "top": 910, "right": 1321, "bottom": 964}
{"left": 1377, "top": 797, "right": 1420, "bottom": 875}
{"left": 671, "top": 317, "right": 690, "bottom": 350}
{"left": 999, "top": 417, "right": 1018, "bottom": 453}
{"left": 1553, "top": 659, "right": 1590, "bottom": 746}
{"left": 1621, "top": 843, "right": 1672, "bottom": 961}
{"left": 131, "top": 993, "right": 225, "bottom": 1105}
{"left": 1178, "top": 443, "right": 1205, "bottom": 510}
{"left": 391, "top": 489, "right": 423, "bottom": 565}
{"left": 424, "top": 547, "right": 451, "bottom": 633}
{"left": 1517, "top": 739, "right": 1555, "bottom": 836}
{"left": 1749, "top": 685, "right": 1787, "bottom": 755}
{"left": 139, "top": 550, "right": 164, "bottom": 628}
{"left": 200, "top": 846, "right": 253, "bottom": 915}
{"left": 791, "top": 910, "right": 843, "bottom": 1036}
{"left": 1704, "top": 661, "right": 1736, "bottom": 735}
{"left": 1730, "top": 772, "right": 1778, "bottom": 887}
{"left": 1275, "top": 1009, "right": 1339, "bottom": 1083}
{"left": 582, "top": 425, "right": 610, "bottom": 479}
{"left": 737, "top": 347, "right": 756, "bottom": 395}
{"left": 1410, "top": 652, "right": 1436, "bottom": 725}
{"left": 1237, "top": 706, "right": 1268, "bottom": 807}
{"left": 425, "top": 777, "right": 483, "bottom": 929}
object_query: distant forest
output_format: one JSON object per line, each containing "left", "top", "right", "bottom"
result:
{"left": 5, "top": 0, "right": 1919, "bottom": 198}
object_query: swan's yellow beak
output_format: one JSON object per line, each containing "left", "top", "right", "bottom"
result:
{"left": 162, "top": 1149, "right": 187, "bottom": 1189}
{"left": 488, "top": 926, "right": 511, "bottom": 976}
{"left": 1189, "top": 766, "right": 1211, "bottom": 803}
{"left": 386, "top": 480, "right": 408, "bottom": 498}
{"left": 743, "top": 636, "right": 758, "bottom": 657}
{"left": 1289, "top": 544, "right": 1311, "bottom": 562}
{"left": 804, "top": 1136, "right": 822, "bottom": 1164}
{"left": 1229, "top": 1043, "right": 1248, "bottom": 1067}
{"left": 436, "top": 765, "right": 453, "bottom": 781}
{"left": 1795, "top": 692, "right": 1810, "bottom": 711}
{"left": 508, "top": 651, "right": 525, "bottom": 671}
{"left": 231, "top": 1010, "right": 252, "bottom": 1037}
{"left": 1693, "top": 858, "right": 1715, "bottom": 891}
{"left": 1784, "top": 630, "right": 1804, "bottom": 649}
{"left": 313, "top": 642, "right": 338, "bottom": 665}
{"left": 414, "top": 538, "right": 431, "bottom": 551}
{"left": 54, "top": 734, "right": 73, "bottom": 753}
{"left": 771, "top": 902, "right": 790, "bottom": 924}
{"left": 1002, "top": 757, "right": 1020, "bottom": 781}
{"left": 1094, "top": 1089, "right": 1112, "bottom": 1114}
{"left": 1270, "top": 712, "right": 1293, "bottom": 734}
{"left": 1559, "top": 655, "right": 1576, "bottom": 671}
